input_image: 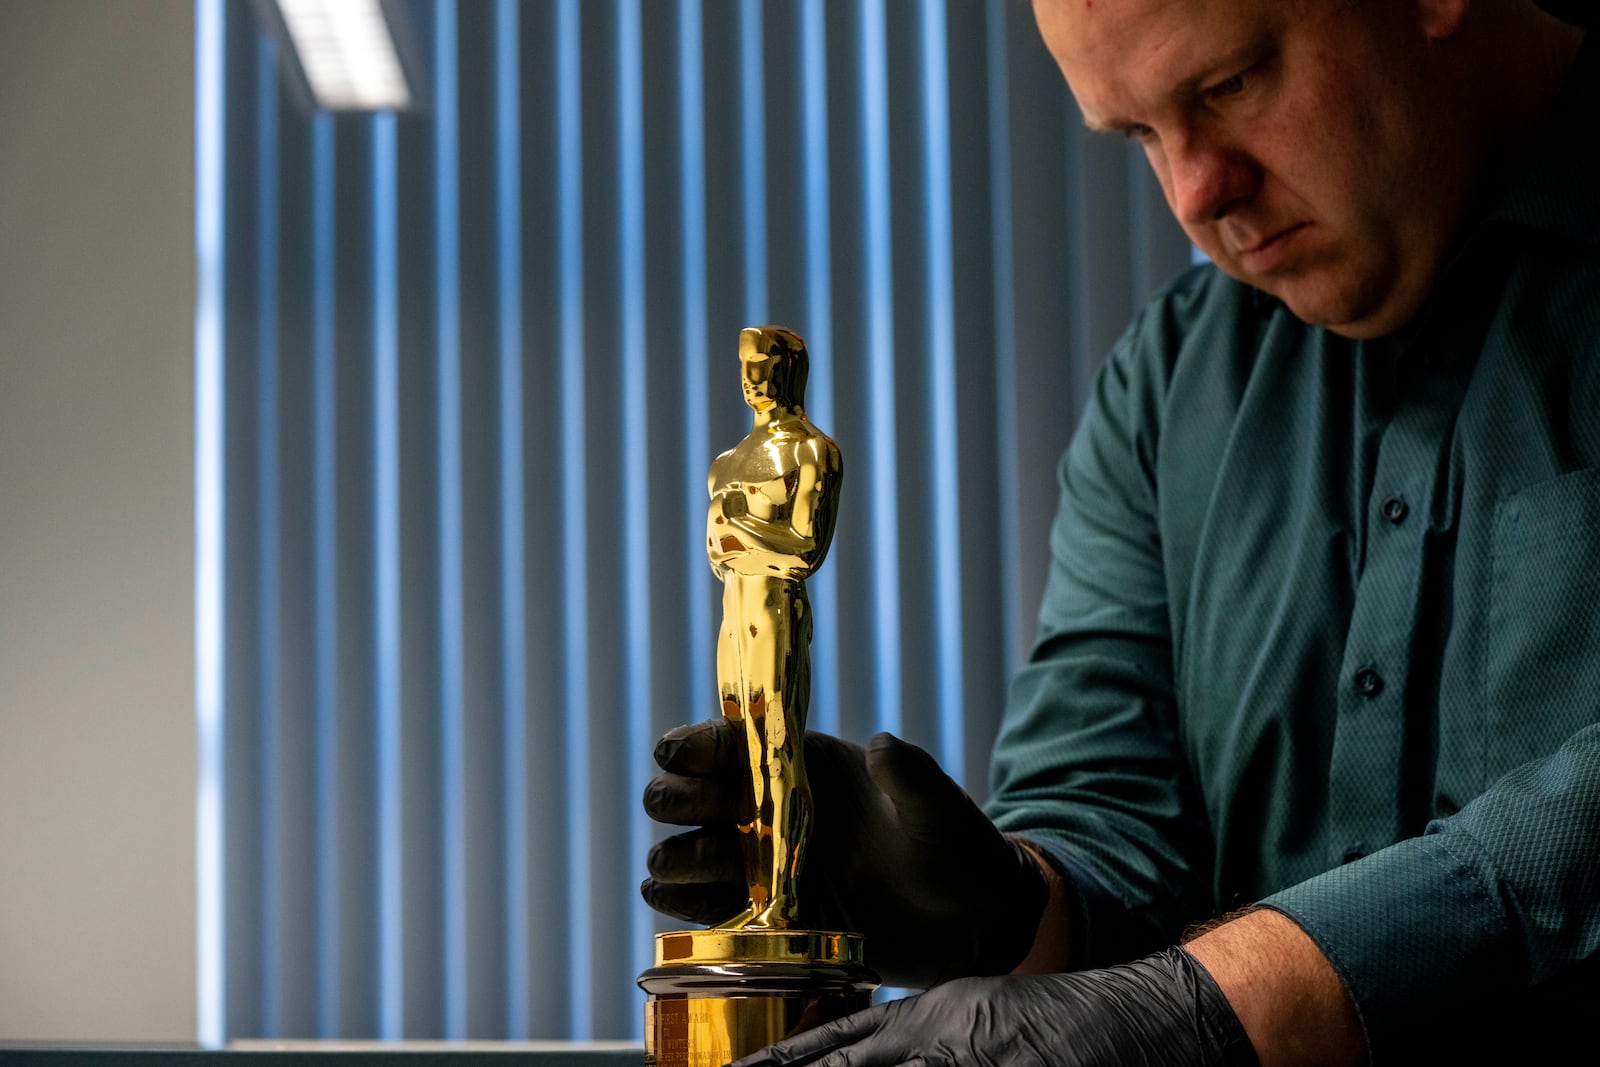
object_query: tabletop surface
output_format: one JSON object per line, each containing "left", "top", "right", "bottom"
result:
{"left": 0, "top": 1041, "right": 646, "bottom": 1066}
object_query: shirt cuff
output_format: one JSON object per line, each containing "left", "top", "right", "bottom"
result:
{"left": 1261, "top": 829, "right": 1523, "bottom": 1058}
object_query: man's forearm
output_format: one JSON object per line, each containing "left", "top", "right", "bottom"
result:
{"left": 1184, "top": 908, "right": 1366, "bottom": 1067}
{"left": 1008, "top": 841, "right": 1364, "bottom": 1066}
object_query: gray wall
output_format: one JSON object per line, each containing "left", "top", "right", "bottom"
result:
{"left": 0, "top": 0, "right": 196, "bottom": 1041}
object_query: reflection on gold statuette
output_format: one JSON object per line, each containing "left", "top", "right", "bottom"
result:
{"left": 639, "top": 327, "right": 877, "bottom": 1067}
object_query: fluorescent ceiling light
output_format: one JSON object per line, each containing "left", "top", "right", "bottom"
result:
{"left": 275, "top": 0, "right": 411, "bottom": 110}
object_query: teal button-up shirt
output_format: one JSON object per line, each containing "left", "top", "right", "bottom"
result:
{"left": 987, "top": 33, "right": 1600, "bottom": 1058}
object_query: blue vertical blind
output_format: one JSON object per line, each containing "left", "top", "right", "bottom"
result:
{"left": 195, "top": 0, "right": 1192, "bottom": 1044}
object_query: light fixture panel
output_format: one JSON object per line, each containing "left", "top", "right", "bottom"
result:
{"left": 274, "top": 0, "right": 412, "bottom": 111}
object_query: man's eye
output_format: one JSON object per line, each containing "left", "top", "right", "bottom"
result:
{"left": 1123, "top": 123, "right": 1156, "bottom": 142}
{"left": 1209, "top": 73, "right": 1246, "bottom": 99}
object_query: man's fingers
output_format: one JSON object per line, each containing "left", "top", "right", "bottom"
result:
{"left": 864, "top": 732, "right": 985, "bottom": 840}
{"left": 654, "top": 718, "right": 745, "bottom": 774}
{"left": 639, "top": 878, "right": 747, "bottom": 926}
{"left": 643, "top": 771, "right": 742, "bottom": 825}
{"left": 643, "top": 719, "right": 744, "bottom": 825}
{"left": 727, "top": 1003, "right": 894, "bottom": 1067}
{"left": 647, "top": 827, "right": 744, "bottom": 883}
{"left": 642, "top": 827, "right": 745, "bottom": 924}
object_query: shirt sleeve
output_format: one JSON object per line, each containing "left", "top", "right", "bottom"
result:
{"left": 1264, "top": 722, "right": 1600, "bottom": 1057}
{"left": 984, "top": 295, "right": 1214, "bottom": 969}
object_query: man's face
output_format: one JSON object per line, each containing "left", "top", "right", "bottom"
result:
{"left": 1033, "top": 0, "right": 1478, "bottom": 339}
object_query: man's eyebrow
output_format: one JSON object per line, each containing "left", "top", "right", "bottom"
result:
{"left": 1081, "top": 113, "right": 1138, "bottom": 135}
{"left": 1075, "top": 39, "right": 1270, "bottom": 136}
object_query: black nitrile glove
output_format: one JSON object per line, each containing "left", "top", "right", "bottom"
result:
{"left": 728, "top": 946, "right": 1260, "bottom": 1067}
{"left": 640, "top": 719, "right": 1049, "bottom": 989}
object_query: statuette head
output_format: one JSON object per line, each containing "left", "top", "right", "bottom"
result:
{"left": 739, "top": 326, "right": 809, "bottom": 413}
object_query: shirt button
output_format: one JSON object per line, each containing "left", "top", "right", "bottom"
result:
{"left": 1380, "top": 495, "right": 1408, "bottom": 524}
{"left": 1354, "top": 667, "right": 1384, "bottom": 697}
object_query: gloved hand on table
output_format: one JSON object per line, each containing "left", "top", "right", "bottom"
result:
{"left": 727, "top": 945, "right": 1260, "bottom": 1067}
{"left": 640, "top": 719, "right": 1049, "bottom": 989}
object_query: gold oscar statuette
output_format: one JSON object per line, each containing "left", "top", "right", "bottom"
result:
{"left": 639, "top": 326, "right": 877, "bottom": 1066}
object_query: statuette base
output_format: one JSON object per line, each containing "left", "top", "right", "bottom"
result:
{"left": 640, "top": 930, "right": 877, "bottom": 1067}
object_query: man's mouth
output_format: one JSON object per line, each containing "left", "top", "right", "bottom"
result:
{"left": 1237, "top": 223, "right": 1309, "bottom": 271}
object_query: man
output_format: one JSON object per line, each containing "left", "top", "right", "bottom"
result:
{"left": 642, "top": 0, "right": 1599, "bottom": 1062}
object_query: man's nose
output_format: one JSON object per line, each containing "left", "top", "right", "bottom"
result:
{"left": 1165, "top": 134, "right": 1258, "bottom": 226}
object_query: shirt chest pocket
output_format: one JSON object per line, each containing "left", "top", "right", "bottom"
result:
{"left": 1485, "top": 468, "right": 1600, "bottom": 772}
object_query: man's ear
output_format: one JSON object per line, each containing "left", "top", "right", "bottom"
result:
{"left": 1417, "top": 0, "right": 1470, "bottom": 40}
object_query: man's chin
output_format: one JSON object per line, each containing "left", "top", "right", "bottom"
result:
{"left": 1205, "top": 255, "right": 1404, "bottom": 338}
{"left": 1260, "top": 276, "right": 1407, "bottom": 340}
{"left": 1287, "top": 299, "right": 1413, "bottom": 340}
